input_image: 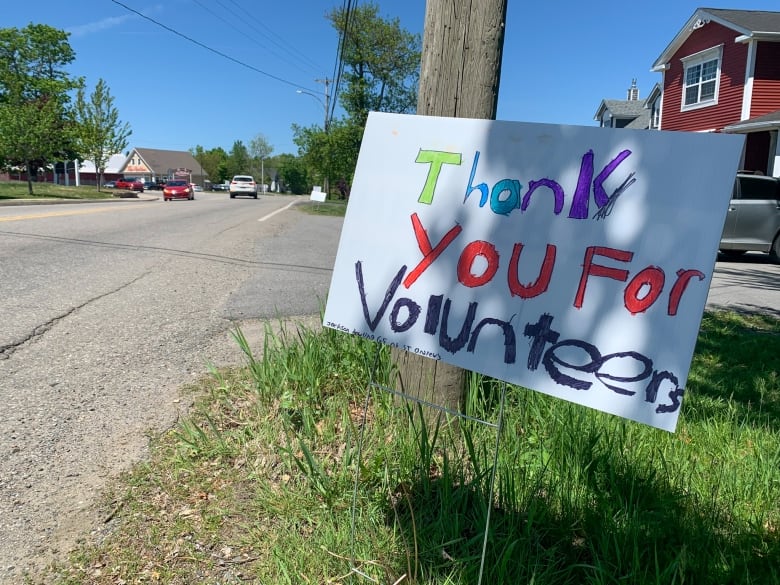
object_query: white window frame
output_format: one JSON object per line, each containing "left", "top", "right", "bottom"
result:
{"left": 651, "top": 102, "right": 660, "bottom": 129}
{"left": 680, "top": 45, "right": 723, "bottom": 111}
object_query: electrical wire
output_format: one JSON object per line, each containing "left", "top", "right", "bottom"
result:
{"left": 109, "top": 0, "right": 319, "bottom": 94}
{"left": 190, "top": 0, "right": 309, "bottom": 75}
{"left": 221, "top": 0, "right": 322, "bottom": 75}
{"left": 329, "top": 0, "right": 356, "bottom": 124}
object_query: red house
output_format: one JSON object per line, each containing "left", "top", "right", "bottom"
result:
{"left": 652, "top": 8, "right": 780, "bottom": 176}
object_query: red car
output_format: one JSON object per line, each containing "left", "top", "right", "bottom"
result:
{"left": 163, "top": 180, "right": 194, "bottom": 201}
{"left": 115, "top": 177, "right": 144, "bottom": 192}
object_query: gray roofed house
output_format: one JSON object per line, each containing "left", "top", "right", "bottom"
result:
{"left": 119, "top": 147, "right": 207, "bottom": 185}
{"left": 701, "top": 7, "right": 780, "bottom": 33}
{"left": 594, "top": 80, "right": 661, "bottom": 130}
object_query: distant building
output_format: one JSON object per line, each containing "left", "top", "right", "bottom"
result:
{"left": 1, "top": 154, "right": 126, "bottom": 186}
{"left": 77, "top": 153, "right": 126, "bottom": 185}
{"left": 594, "top": 79, "right": 662, "bottom": 130}
{"left": 119, "top": 147, "right": 207, "bottom": 185}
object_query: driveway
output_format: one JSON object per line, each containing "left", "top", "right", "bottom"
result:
{"left": 708, "top": 253, "right": 780, "bottom": 317}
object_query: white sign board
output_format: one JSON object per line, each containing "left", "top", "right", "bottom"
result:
{"left": 324, "top": 112, "right": 744, "bottom": 431}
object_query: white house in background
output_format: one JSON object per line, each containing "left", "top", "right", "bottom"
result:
{"left": 48, "top": 153, "right": 126, "bottom": 186}
{"left": 78, "top": 153, "right": 126, "bottom": 176}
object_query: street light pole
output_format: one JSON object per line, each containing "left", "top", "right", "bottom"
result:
{"left": 297, "top": 79, "right": 332, "bottom": 195}
{"left": 295, "top": 88, "right": 328, "bottom": 130}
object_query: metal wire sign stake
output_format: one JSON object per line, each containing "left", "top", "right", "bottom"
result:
{"left": 347, "top": 344, "right": 508, "bottom": 585}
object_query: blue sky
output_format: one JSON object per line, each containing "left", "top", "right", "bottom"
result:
{"left": 6, "top": 1, "right": 780, "bottom": 157}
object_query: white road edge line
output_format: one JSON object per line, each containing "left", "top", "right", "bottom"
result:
{"left": 258, "top": 199, "right": 299, "bottom": 222}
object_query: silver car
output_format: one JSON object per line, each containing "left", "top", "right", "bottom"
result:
{"left": 719, "top": 173, "right": 780, "bottom": 263}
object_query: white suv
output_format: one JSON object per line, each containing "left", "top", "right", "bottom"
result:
{"left": 229, "top": 175, "right": 258, "bottom": 199}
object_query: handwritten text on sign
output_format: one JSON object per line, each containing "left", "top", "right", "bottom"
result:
{"left": 323, "top": 113, "right": 744, "bottom": 431}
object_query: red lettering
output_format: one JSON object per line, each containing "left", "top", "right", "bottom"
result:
{"left": 667, "top": 269, "right": 705, "bottom": 316}
{"left": 508, "top": 243, "right": 557, "bottom": 298}
{"left": 403, "top": 213, "right": 462, "bottom": 288}
{"left": 574, "top": 246, "right": 632, "bottom": 309}
{"left": 457, "top": 240, "right": 499, "bottom": 287}
{"left": 623, "top": 266, "right": 665, "bottom": 314}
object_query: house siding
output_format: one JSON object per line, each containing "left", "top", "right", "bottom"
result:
{"left": 750, "top": 42, "right": 780, "bottom": 118}
{"left": 661, "top": 21, "right": 747, "bottom": 131}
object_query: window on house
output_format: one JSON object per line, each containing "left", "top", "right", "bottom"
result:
{"left": 681, "top": 46, "right": 722, "bottom": 109}
{"left": 651, "top": 103, "right": 660, "bottom": 129}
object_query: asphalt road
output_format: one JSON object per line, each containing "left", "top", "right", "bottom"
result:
{"left": 0, "top": 190, "right": 777, "bottom": 581}
{"left": 0, "top": 191, "right": 343, "bottom": 580}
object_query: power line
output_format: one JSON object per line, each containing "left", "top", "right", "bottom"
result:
{"left": 329, "top": 0, "right": 356, "bottom": 124}
{"left": 192, "top": 0, "right": 321, "bottom": 76}
{"left": 109, "top": 0, "right": 318, "bottom": 94}
{"left": 222, "top": 0, "right": 322, "bottom": 75}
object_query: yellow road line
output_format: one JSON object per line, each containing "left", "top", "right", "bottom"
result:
{"left": 0, "top": 204, "right": 154, "bottom": 222}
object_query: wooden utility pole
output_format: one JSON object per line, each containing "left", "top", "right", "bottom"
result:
{"left": 393, "top": 0, "right": 509, "bottom": 412}
{"left": 418, "top": 0, "right": 508, "bottom": 119}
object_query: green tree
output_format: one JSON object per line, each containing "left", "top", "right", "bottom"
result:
{"left": 292, "top": 118, "right": 362, "bottom": 195}
{"left": 292, "top": 4, "right": 420, "bottom": 197}
{"left": 227, "top": 140, "right": 251, "bottom": 177}
{"left": 215, "top": 159, "right": 230, "bottom": 184}
{"left": 72, "top": 78, "right": 131, "bottom": 191}
{"left": 190, "top": 145, "right": 229, "bottom": 185}
{"left": 276, "top": 153, "right": 309, "bottom": 194}
{"left": 328, "top": 2, "right": 420, "bottom": 125}
{"left": 249, "top": 133, "right": 273, "bottom": 188}
{"left": 0, "top": 24, "right": 81, "bottom": 194}
{"left": 0, "top": 96, "right": 71, "bottom": 192}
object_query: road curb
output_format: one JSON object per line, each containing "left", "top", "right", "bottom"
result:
{"left": 0, "top": 193, "right": 160, "bottom": 206}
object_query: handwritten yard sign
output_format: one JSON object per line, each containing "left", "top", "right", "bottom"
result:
{"left": 323, "top": 112, "right": 744, "bottom": 431}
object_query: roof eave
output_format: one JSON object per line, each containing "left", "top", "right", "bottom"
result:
{"left": 594, "top": 100, "right": 609, "bottom": 121}
{"left": 735, "top": 32, "right": 780, "bottom": 43}
{"left": 652, "top": 8, "right": 755, "bottom": 70}
{"left": 117, "top": 150, "right": 134, "bottom": 173}
{"left": 723, "top": 121, "right": 780, "bottom": 133}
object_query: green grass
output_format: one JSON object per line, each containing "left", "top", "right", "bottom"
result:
{"left": 0, "top": 180, "right": 114, "bottom": 200}
{"left": 296, "top": 198, "right": 349, "bottom": 216}
{"left": 36, "top": 310, "right": 780, "bottom": 584}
